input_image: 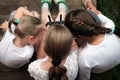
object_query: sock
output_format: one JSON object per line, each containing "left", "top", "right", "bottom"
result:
{"left": 59, "top": 3, "right": 66, "bottom": 11}
{"left": 41, "top": 3, "right": 49, "bottom": 9}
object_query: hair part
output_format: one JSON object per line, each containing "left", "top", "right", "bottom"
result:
{"left": 44, "top": 24, "right": 73, "bottom": 80}
{"left": 8, "top": 15, "right": 43, "bottom": 38}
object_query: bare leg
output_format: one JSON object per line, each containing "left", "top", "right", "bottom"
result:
{"left": 55, "top": 7, "right": 67, "bottom": 21}
{"left": 41, "top": 1, "right": 53, "bottom": 25}
{"left": 53, "top": 0, "right": 67, "bottom": 21}
{"left": 41, "top": 8, "right": 53, "bottom": 25}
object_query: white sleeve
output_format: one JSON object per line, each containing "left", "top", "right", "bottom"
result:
{"left": 79, "top": 68, "right": 91, "bottom": 80}
{"left": 98, "top": 13, "right": 115, "bottom": 34}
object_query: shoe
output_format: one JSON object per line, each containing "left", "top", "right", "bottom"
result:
{"left": 40, "top": 0, "right": 52, "bottom": 10}
{"left": 82, "top": 0, "right": 91, "bottom": 8}
{"left": 54, "top": 0, "right": 69, "bottom": 13}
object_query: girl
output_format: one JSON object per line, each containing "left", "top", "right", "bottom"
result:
{"left": 36, "top": 0, "right": 77, "bottom": 59}
{"left": 0, "top": 15, "right": 43, "bottom": 68}
{"left": 64, "top": 1, "right": 120, "bottom": 80}
{"left": 28, "top": 23, "right": 78, "bottom": 80}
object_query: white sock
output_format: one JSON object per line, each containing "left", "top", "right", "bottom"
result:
{"left": 59, "top": 3, "right": 66, "bottom": 11}
{"left": 41, "top": 3, "right": 49, "bottom": 9}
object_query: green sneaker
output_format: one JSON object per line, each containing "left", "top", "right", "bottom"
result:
{"left": 40, "top": 0, "right": 52, "bottom": 10}
{"left": 55, "top": 0, "right": 69, "bottom": 13}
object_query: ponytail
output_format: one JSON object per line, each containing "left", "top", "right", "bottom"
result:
{"left": 44, "top": 24, "right": 73, "bottom": 80}
{"left": 48, "top": 59, "right": 68, "bottom": 80}
{"left": 49, "top": 65, "right": 68, "bottom": 80}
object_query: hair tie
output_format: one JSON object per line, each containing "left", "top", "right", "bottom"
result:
{"left": 13, "top": 19, "right": 20, "bottom": 26}
{"left": 52, "top": 59, "right": 61, "bottom": 66}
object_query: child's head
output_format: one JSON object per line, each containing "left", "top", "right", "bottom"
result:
{"left": 44, "top": 23, "right": 73, "bottom": 80}
{"left": 64, "top": 9, "right": 111, "bottom": 38}
{"left": 9, "top": 15, "right": 43, "bottom": 45}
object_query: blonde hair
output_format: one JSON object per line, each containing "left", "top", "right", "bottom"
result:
{"left": 44, "top": 24, "right": 73, "bottom": 80}
{"left": 9, "top": 15, "right": 43, "bottom": 38}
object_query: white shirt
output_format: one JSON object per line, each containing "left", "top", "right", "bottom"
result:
{"left": 28, "top": 49, "right": 79, "bottom": 80}
{"left": 98, "top": 13, "right": 115, "bottom": 33}
{"left": 0, "top": 25, "right": 34, "bottom": 68}
{"left": 78, "top": 13, "right": 120, "bottom": 80}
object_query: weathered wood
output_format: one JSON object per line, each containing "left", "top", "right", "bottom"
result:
{"left": 0, "top": 71, "right": 34, "bottom": 80}
{"left": 0, "top": 62, "right": 34, "bottom": 80}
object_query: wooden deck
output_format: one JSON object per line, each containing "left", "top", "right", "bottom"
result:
{"left": 0, "top": 0, "right": 96, "bottom": 80}
{"left": 0, "top": 61, "right": 34, "bottom": 80}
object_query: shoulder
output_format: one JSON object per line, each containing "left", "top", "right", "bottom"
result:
{"left": 28, "top": 59, "right": 41, "bottom": 70}
{"left": 28, "top": 59, "right": 41, "bottom": 76}
{"left": 65, "top": 49, "right": 79, "bottom": 67}
{"left": 28, "top": 58, "right": 48, "bottom": 80}
{"left": 28, "top": 57, "right": 48, "bottom": 72}
{"left": 63, "top": 49, "right": 79, "bottom": 80}
{"left": 69, "top": 48, "right": 79, "bottom": 57}
{"left": 66, "top": 49, "right": 78, "bottom": 64}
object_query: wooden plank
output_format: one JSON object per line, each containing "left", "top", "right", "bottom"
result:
{"left": 0, "top": 71, "right": 34, "bottom": 80}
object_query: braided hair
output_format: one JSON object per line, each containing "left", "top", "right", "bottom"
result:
{"left": 64, "top": 9, "right": 111, "bottom": 37}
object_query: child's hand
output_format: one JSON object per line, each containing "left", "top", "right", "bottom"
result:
{"left": 0, "top": 20, "right": 8, "bottom": 32}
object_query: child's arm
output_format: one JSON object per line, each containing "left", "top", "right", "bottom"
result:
{"left": 14, "top": 7, "right": 40, "bottom": 19}
{"left": 87, "top": 3, "right": 115, "bottom": 33}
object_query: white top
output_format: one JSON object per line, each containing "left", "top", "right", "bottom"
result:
{"left": 78, "top": 13, "right": 120, "bottom": 80}
{"left": 28, "top": 49, "right": 79, "bottom": 80}
{"left": 0, "top": 25, "right": 34, "bottom": 68}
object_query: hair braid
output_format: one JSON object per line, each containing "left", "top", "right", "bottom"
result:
{"left": 67, "top": 9, "right": 112, "bottom": 37}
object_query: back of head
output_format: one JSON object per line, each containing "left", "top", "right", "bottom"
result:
{"left": 44, "top": 24, "right": 73, "bottom": 80}
{"left": 9, "top": 15, "right": 43, "bottom": 38}
{"left": 64, "top": 9, "right": 111, "bottom": 37}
